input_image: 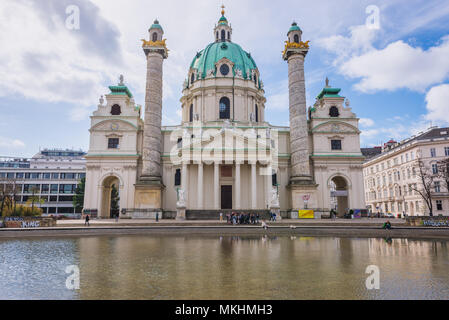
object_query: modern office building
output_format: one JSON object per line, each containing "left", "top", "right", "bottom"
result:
{"left": 0, "top": 148, "right": 86, "bottom": 216}
{"left": 363, "top": 127, "right": 449, "bottom": 216}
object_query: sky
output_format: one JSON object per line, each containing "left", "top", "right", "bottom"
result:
{"left": 1, "top": 0, "right": 449, "bottom": 157}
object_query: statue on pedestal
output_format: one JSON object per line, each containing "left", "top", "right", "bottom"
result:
{"left": 177, "top": 188, "right": 186, "bottom": 208}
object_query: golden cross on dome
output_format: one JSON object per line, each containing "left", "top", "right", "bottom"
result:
{"left": 221, "top": 4, "right": 225, "bottom": 15}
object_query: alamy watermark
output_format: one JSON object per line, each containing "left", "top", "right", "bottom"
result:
{"left": 365, "top": 265, "right": 380, "bottom": 290}
{"left": 366, "top": 5, "right": 380, "bottom": 30}
{"left": 65, "top": 5, "right": 80, "bottom": 30}
{"left": 65, "top": 265, "right": 80, "bottom": 290}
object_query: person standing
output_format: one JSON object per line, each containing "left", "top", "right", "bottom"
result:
{"left": 85, "top": 214, "right": 90, "bottom": 227}
{"left": 220, "top": 212, "right": 223, "bottom": 222}
{"left": 261, "top": 220, "right": 268, "bottom": 230}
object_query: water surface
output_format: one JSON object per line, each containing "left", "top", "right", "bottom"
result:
{"left": 0, "top": 235, "right": 448, "bottom": 299}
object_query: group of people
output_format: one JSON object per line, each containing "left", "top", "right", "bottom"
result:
{"left": 225, "top": 212, "right": 261, "bottom": 225}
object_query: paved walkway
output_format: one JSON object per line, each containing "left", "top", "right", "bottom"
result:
{"left": 57, "top": 218, "right": 406, "bottom": 227}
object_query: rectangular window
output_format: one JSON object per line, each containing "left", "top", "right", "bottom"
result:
{"left": 177, "top": 138, "right": 183, "bottom": 149}
{"left": 49, "top": 196, "right": 58, "bottom": 202}
{"left": 331, "top": 140, "right": 342, "bottom": 150}
{"left": 52, "top": 173, "right": 59, "bottom": 179}
{"left": 432, "top": 164, "right": 438, "bottom": 174}
{"left": 78, "top": 173, "right": 86, "bottom": 179}
{"left": 435, "top": 181, "right": 441, "bottom": 193}
{"left": 16, "top": 173, "right": 24, "bottom": 179}
{"left": 272, "top": 173, "right": 278, "bottom": 186}
{"left": 174, "top": 169, "right": 181, "bottom": 186}
{"left": 59, "top": 184, "right": 75, "bottom": 194}
{"left": 436, "top": 200, "right": 443, "bottom": 211}
{"left": 431, "top": 148, "right": 436, "bottom": 157}
{"left": 50, "top": 184, "right": 58, "bottom": 194}
{"left": 108, "top": 138, "right": 120, "bottom": 149}
{"left": 59, "top": 195, "right": 74, "bottom": 202}
{"left": 43, "top": 173, "right": 51, "bottom": 179}
{"left": 41, "top": 184, "right": 50, "bottom": 194}
{"left": 31, "top": 173, "right": 40, "bottom": 179}
{"left": 65, "top": 173, "right": 76, "bottom": 180}
{"left": 23, "top": 184, "right": 30, "bottom": 193}
{"left": 6, "top": 173, "right": 14, "bottom": 179}
{"left": 25, "top": 173, "right": 31, "bottom": 179}
{"left": 445, "top": 147, "right": 449, "bottom": 156}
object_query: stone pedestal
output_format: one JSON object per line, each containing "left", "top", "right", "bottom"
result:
{"left": 176, "top": 206, "right": 186, "bottom": 220}
{"left": 133, "top": 183, "right": 163, "bottom": 219}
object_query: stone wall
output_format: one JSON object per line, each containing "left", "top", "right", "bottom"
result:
{"left": 406, "top": 216, "right": 449, "bottom": 227}
{"left": 2, "top": 217, "right": 56, "bottom": 228}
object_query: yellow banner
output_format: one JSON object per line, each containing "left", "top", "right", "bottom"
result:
{"left": 298, "top": 210, "right": 314, "bottom": 219}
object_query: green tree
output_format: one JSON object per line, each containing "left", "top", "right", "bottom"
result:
{"left": 110, "top": 184, "right": 120, "bottom": 218}
{"left": 73, "top": 177, "right": 85, "bottom": 212}
{"left": 27, "top": 186, "right": 44, "bottom": 213}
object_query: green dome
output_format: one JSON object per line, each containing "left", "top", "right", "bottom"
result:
{"left": 189, "top": 42, "right": 258, "bottom": 80}
{"left": 288, "top": 22, "right": 301, "bottom": 34}
{"left": 150, "top": 19, "right": 163, "bottom": 31}
{"left": 218, "top": 15, "right": 228, "bottom": 25}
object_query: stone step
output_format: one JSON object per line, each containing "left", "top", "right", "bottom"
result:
{"left": 186, "top": 210, "right": 272, "bottom": 220}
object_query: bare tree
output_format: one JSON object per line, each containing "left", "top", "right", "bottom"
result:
{"left": 410, "top": 158, "right": 437, "bottom": 216}
{"left": 0, "top": 177, "right": 20, "bottom": 216}
{"left": 437, "top": 158, "right": 449, "bottom": 193}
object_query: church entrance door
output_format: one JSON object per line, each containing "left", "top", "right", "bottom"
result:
{"left": 221, "top": 185, "right": 232, "bottom": 209}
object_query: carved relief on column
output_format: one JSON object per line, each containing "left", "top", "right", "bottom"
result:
{"left": 141, "top": 52, "right": 164, "bottom": 180}
{"left": 287, "top": 53, "right": 311, "bottom": 180}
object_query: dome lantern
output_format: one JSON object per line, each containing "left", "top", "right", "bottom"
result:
{"left": 214, "top": 5, "right": 232, "bottom": 42}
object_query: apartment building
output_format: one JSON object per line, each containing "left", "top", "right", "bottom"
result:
{"left": 363, "top": 127, "right": 449, "bottom": 216}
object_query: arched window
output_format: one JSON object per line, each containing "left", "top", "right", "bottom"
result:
{"left": 255, "top": 105, "right": 259, "bottom": 122}
{"left": 329, "top": 106, "right": 340, "bottom": 117}
{"left": 152, "top": 32, "right": 158, "bottom": 42}
{"left": 190, "top": 73, "right": 195, "bottom": 84}
{"left": 227, "top": 31, "right": 230, "bottom": 40}
{"left": 189, "top": 104, "right": 193, "bottom": 122}
{"left": 294, "top": 34, "right": 299, "bottom": 43}
{"left": 219, "top": 97, "right": 230, "bottom": 119}
{"left": 221, "top": 30, "right": 226, "bottom": 41}
{"left": 111, "top": 104, "right": 121, "bottom": 115}
{"left": 216, "top": 31, "right": 218, "bottom": 40}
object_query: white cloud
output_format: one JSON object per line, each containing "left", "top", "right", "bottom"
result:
{"left": 425, "top": 84, "right": 449, "bottom": 124}
{"left": 0, "top": 0, "right": 127, "bottom": 121}
{"left": 359, "top": 118, "right": 374, "bottom": 127}
{"left": 0, "top": 137, "right": 25, "bottom": 149}
{"left": 316, "top": 25, "right": 377, "bottom": 66}
{"left": 340, "top": 37, "right": 449, "bottom": 93}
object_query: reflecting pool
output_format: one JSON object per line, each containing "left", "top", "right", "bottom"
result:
{"left": 1, "top": 235, "right": 448, "bottom": 299}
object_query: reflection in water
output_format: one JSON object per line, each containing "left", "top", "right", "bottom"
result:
{"left": 0, "top": 235, "right": 449, "bottom": 300}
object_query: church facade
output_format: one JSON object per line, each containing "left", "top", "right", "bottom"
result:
{"left": 83, "top": 10, "right": 366, "bottom": 219}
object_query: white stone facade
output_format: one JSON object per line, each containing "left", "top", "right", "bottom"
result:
{"left": 83, "top": 15, "right": 366, "bottom": 219}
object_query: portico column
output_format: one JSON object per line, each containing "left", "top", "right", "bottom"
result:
{"left": 251, "top": 162, "right": 257, "bottom": 209}
{"left": 235, "top": 162, "right": 241, "bottom": 209}
{"left": 182, "top": 162, "right": 188, "bottom": 205}
{"left": 197, "top": 162, "right": 203, "bottom": 209}
{"left": 266, "top": 168, "right": 272, "bottom": 208}
{"left": 214, "top": 162, "right": 220, "bottom": 209}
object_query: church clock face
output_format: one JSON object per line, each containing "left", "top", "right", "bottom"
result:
{"left": 220, "top": 64, "right": 230, "bottom": 76}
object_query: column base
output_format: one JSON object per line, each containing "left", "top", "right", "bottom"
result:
{"left": 290, "top": 175, "right": 314, "bottom": 185}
